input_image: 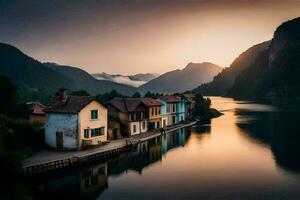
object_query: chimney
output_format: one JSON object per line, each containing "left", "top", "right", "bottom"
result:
{"left": 58, "top": 88, "right": 68, "bottom": 103}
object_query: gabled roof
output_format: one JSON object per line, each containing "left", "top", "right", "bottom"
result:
{"left": 108, "top": 97, "right": 147, "bottom": 113}
{"left": 140, "top": 97, "right": 162, "bottom": 107}
{"left": 159, "top": 96, "right": 182, "bottom": 103}
{"left": 26, "top": 102, "right": 46, "bottom": 115}
{"left": 44, "top": 96, "right": 106, "bottom": 114}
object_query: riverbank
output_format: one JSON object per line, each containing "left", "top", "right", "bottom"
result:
{"left": 22, "top": 120, "right": 196, "bottom": 175}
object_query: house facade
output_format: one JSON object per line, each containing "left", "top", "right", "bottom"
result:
{"left": 159, "top": 96, "right": 185, "bottom": 126}
{"left": 141, "top": 98, "right": 162, "bottom": 130}
{"left": 44, "top": 89, "right": 108, "bottom": 150}
{"left": 183, "top": 92, "right": 195, "bottom": 117}
{"left": 178, "top": 98, "right": 186, "bottom": 122}
{"left": 26, "top": 102, "right": 46, "bottom": 124}
{"left": 107, "top": 98, "right": 149, "bottom": 137}
{"left": 159, "top": 100, "right": 168, "bottom": 129}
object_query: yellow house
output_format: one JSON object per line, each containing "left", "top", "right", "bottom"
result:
{"left": 44, "top": 89, "right": 108, "bottom": 150}
{"left": 141, "top": 98, "right": 162, "bottom": 130}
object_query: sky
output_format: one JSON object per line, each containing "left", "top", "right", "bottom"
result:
{"left": 1, "top": 0, "right": 300, "bottom": 75}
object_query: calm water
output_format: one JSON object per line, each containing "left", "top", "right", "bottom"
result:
{"left": 28, "top": 97, "right": 300, "bottom": 200}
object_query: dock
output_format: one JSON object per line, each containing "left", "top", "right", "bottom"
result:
{"left": 22, "top": 121, "right": 196, "bottom": 175}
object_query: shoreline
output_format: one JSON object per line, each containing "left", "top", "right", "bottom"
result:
{"left": 22, "top": 120, "right": 196, "bottom": 176}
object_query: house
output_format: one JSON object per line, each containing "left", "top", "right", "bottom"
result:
{"left": 159, "top": 99, "right": 168, "bottom": 128}
{"left": 26, "top": 102, "right": 46, "bottom": 124}
{"left": 159, "top": 96, "right": 185, "bottom": 126}
{"left": 44, "top": 89, "right": 108, "bottom": 150}
{"left": 178, "top": 97, "right": 186, "bottom": 122}
{"left": 182, "top": 92, "right": 195, "bottom": 117}
{"left": 107, "top": 97, "right": 149, "bottom": 137}
{"left": 140, "top": 97, "right": 162, "bottom": 130}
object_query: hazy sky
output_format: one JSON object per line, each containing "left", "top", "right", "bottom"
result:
{"left": 1, "top": 0, "right": 300, "bottom": 75}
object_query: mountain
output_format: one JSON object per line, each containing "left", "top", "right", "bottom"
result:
{"left": 92, "top": 73, "right": 158, "bottom": 87}
{"left": 228, "top": 17, "right": 300, "bottom": 98}
{"left": 138, "top": 62, "right": 222, "bottom": 94}
{"left": 193, "top": 41, "right": 271, "bottom": 96}
{"left": 0, "top": 43, "right": 136, "bottom": 102}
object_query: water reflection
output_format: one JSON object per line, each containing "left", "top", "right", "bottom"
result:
{"left": 28, "top": 97, "right": 300, "bottom": 200}
{"left": 29, "top": 128, "right": 192, "bottom": 200}
{"left": 236, "top": 109, "right": 300, "bottom": 173}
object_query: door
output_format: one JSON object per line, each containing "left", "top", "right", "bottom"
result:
{"left": 56, "top": 131, "right": 63, "bottom": 149}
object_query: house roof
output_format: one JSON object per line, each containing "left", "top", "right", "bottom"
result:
{"left": 44, "top": 96, "right": 106, "bottom": 114}
{"left": 182, "top": 93, "right": 195, "bottom": 99}
{"left": 140, "top": 97, "right": 162, "bottom": 107}
{"left": 26, "top": 102, "right": 46, "bottom": 115}
{"left": 108, "top": 97, "right": 147, "bottom": 113}
{"left": 159, "top": 96, "right": 182, "bottom": 103}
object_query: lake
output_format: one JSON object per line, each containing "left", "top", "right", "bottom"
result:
{"left": 27, "top": 97, "right": 300, "bottom": 200}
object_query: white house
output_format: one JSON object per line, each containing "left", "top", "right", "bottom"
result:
{"left": 44, "top": 89, "right": 108, "bottom": 150}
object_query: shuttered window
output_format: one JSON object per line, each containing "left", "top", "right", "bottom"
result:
{"left": 91, "top": 110, "right": 98, "bottom": 119}
{"left": 84, "top": 129, "right": 89, "bottom": 138}
{"left": 91, "top": 127, "right": 104, "bottom": 137}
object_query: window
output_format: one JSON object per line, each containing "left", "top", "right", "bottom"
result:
{"left": 130, "top": 113, "right": 135, "bottom": 121}
{"left": 158, "top": 108, "right": 161, "bottom": 115}
{"left": 136, "top": 112, "right": 141, "bottom": 120}
{"left": 84, "top": 129, "right": 89, "bottom": 138}
{"left": 133, "top": 125, "right": 137, "bottom": 133}
{"left": 155, "top": 108, "right": 157, "bottom": 115}
{"left": 156, "top": 121, "right": 160, "bottom": 128}
{"left": 142, "top": 121, "right": 146, "bottom": 129}
{"left": 151, "top": 108, "right": 154, "bottom": 116}
{"left": 91, "top": 127, "right": 104, "bottom": 137}
{"left": 91, "top": 110, "right": 98, "bottom": 119}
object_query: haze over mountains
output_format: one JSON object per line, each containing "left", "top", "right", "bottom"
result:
{"left": 1, "top": 17, "right": 300, "bottom": 102}
{"left": 92, "top": 73, "right": 159, "bottom": 87}
{"left": 0, "top": 44, "right": 136, "bottom": 102}
{"left": 138, "top": 62, "right": 222, "bottom": 94}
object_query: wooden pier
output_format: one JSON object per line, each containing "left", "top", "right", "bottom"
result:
{"left": 22, "top": 121, "right": 196, "bottom": 175}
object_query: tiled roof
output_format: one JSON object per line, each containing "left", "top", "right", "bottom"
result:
{"left": 159, "top": 95, "right": 181, "bottom": 103}
{"left": 140, "top": 97, "right": 162, "bottom": 106}
{"left": 26, "top": 102, "right": 46, "bottom": 115}
{"left": 44, "top": 96, "right": 105, "bottom": 113}
{"left": 108, "top": 98, "right": 147, "bottom": 112}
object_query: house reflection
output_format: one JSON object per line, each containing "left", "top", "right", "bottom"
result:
{"left": 108, "top": 127, "right": 191, "bottom": 175}
{"left": 32, "top": 163, "right": 108, "bottom": 200}
{"left": 80, "top": 164, "right": 108, "bottom": 198}
{"left": 30, "top": 128, "right": 192, "bottom": 200}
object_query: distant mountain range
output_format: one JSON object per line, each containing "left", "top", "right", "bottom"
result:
{"left": 138, "top": 62, "right": 222, "bottom": 94}
{"left": 228, "top": 17, "right": 300, "bottom": 98}
{"left": 92, "top": 72, "right": 159, "bottom": 87}
{"left": 0, "top": 43, "right": 136, "bottom": 102}
{"left": 2, "top": 16, "right": 299, "bottom": 102}
{"left": 194, "top": 17, "right": 300, "bottom": 98}
{"left": 193, "top": 41, "right": 271, "bottom": 96}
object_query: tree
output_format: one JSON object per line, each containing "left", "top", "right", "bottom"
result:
{"left": 193, "top": 93, "right": 212, "bottom": 119}
{"left": 97, "top": 90, "right": 126, "bottom": 103}
{"left": 132, "top": 92, "right": 141, "bottom": 98}
{"left": 0, "top": 76, "right": 17, "bottom": 115}
{"left": 71, "top": 90, "right": 90, "bottom": 96}
{"left": 144, "top": 91, "right": 163, "bottom": 99}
